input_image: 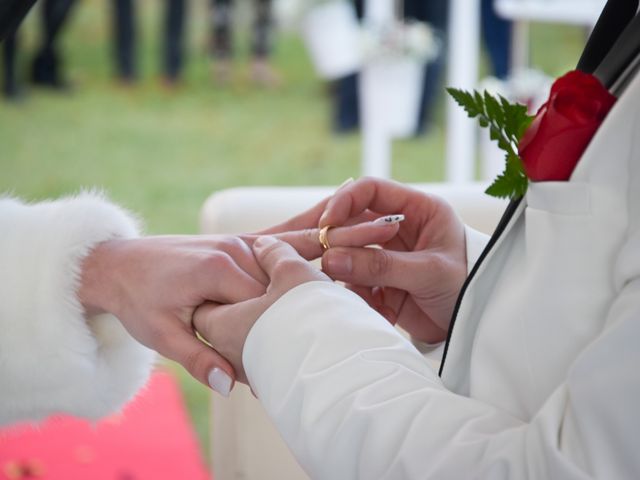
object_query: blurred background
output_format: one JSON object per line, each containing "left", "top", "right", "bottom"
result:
{"left": 1, "top": 0, "right": 589, "bottom": 469}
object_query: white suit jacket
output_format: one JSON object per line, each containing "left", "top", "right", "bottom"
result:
{"left": 242, "top": 55, "right": 640, "bottom": 479}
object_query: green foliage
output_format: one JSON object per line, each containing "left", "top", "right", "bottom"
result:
{"left": 447, "top": 87, "right": 534, "bottom": 199}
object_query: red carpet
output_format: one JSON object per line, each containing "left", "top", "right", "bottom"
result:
{"left": 0, "top": 370, "right": 210, "bottom": 480}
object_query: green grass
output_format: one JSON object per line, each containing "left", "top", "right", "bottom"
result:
{"left": 0, "top": 0, "right": 586, "bottom": 464}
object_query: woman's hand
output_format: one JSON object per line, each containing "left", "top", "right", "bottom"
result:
{"left": 317, "top": 177, "right": 468, "bottom": 344}
{"left": 78, "top": 235, "right": 268, "bottom": 395}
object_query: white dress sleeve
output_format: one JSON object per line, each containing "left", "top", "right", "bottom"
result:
{"left": 0, "top": 193, "right": 155, "bottom": 425}
{"left": 243, "top": 279, "right": 640, "bottom": 479}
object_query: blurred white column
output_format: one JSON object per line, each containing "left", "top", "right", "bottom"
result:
{"left": 360, "top": 0, "right": 396, "bottom": 178}
{"left": 445, "top": 0, "right": 481, "bottom": 183}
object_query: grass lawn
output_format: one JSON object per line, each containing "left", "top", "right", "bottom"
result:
{"left": 0, "top": 0, "right": 585, "bottom": 464}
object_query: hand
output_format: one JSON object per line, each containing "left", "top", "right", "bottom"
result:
{"left": 193, "top": 236, "right": 329, "bottom": 383}
{"left": 78, "top": 235, "right": 268, "bottom": 395}
{"left": 318, "top": 177, "right": 467, "bottom": 343}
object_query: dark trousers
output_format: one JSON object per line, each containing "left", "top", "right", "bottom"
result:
{"left": 210, "top": 0, "right": 273, "bottom": 59}
{"left": 31, "top": 0, "right": 76, "bottom": 85}
{"left": 481, "top": 0, "right": 512, "bottom": 79}
{"left": 112, "top": 0, "right": 187, "bottom": 81}
{"left": 2, "top": 30, "right": 18, "bottom": 95}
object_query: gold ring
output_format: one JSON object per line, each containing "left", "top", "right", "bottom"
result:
{"left": 318, "top": 225, "right": 334, "bottom": 251}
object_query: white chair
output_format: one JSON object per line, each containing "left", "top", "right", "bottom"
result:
{"left": 200, "top": 183, "right": 506, "bottom": 480}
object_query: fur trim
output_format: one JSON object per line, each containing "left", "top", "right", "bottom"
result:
{"left": 0, "top": 193, "right": 155, "bottom": 425}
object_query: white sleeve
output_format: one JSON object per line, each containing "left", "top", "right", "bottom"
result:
{"left": 0, "top": 193, "right": 155, "bottom": 425}
{"left": 243, "top": 279, "right": 639, "bottom": 479}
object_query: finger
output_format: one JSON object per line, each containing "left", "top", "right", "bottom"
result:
{"left": 319, "top": 177, "right": 430, "bottom": 228}
{"left": 345, "top": 283, "right": 376, "bottom": 306}
{"left": 198, "top": 252, "right": 266, "bottom": 303}
{"left": 252, "top": 236, "right": 327, "bottom": 291}
{"left": 269, "top": 215, "right": 404, "bottom": 261}
{"left": 158, "top": 328, "right": 236, "bottom": 396}
{"left": 210, "top": 236, "right": 269, "bottom": 286}
{"left": 193, "top": 300, "right": 265, "bottom": 384}
{"left": 396, "top": 297, "right": 447, "bottom": 344}
{"left": 321, "top": 246, "right": 427, "bottom": 292}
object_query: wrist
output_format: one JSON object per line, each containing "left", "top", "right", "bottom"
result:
{"left": 78, "top": 239, "right": 124, "bottom": 317}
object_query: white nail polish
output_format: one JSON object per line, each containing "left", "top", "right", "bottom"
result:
{"left": 373, "top": 214, "right": 405, "bottom": 225}
{"left": 208, "top": 368, "right": 232, "bottom": 397}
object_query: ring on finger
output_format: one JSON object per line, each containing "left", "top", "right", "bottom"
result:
{"left": 318, "top": 225, "right": 335, "bottom": 251}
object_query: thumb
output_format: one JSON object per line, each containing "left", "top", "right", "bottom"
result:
{"left": 252, "top": 236, "right": 328, "bottom": 291}
{"left": 322, "top": 246, "right": 426, "bottom": 293}
{"left": 161, "top": 331, "right": 236, "bottom": 397}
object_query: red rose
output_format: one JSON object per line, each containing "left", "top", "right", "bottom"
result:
{"left": 518, "top": 70, "right": 616, "bottom": 182}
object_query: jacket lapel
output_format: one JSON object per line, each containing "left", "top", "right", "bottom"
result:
{"left": 439, "top": 0, "right": 639, "bottom": 376}
{"left": 577, "top": 0, "right": 638, "bottom": 76}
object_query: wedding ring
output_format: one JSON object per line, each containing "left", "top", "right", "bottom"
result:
{"left": 318, "top": 225, "right": 334, "bottom": 251}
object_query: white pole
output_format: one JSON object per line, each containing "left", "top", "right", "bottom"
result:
{"left": 445, "top": 0, "right": 481, "bottom": 183}
{"left": 360, "top": 0, "right": 396, "bottom": 178}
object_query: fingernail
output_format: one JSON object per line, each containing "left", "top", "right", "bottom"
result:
{"left": 325, "top": 251, "right": 352, "bottom": 275}
{"left": 372, "top": 214, "right": 405, "bottom": 225}
{"left": 208, "top": 368, "right": 232, "bottom": 397}
{"left": 337, "top": 177, "right": 354, "bottom": 191}
{"left": 253, "top": 235, "right": 278, "bottom": 250}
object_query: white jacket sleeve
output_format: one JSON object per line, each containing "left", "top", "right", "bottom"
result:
{"left": 0, "top": 193, "right": 155, "bottom": 425}
{"left": 243, "top": 279, "right": 640, "bottom": 479}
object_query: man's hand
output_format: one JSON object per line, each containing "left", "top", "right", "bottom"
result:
{"left": 193, "top": 236, "right": 328, "bottom": 383}
{"left": 317, "top": 177, "right": 467, "bottom": 344}
{"left": 78, "top": 235, "right": 268, "bottom": 396}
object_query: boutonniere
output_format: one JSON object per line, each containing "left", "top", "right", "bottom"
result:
{"left": 448, "top": 70, "right": 617, "bottom": 199}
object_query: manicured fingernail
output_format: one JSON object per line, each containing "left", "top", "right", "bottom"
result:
{"left": 372, "top": 214, "right": 405, "bottom": 225}
{"left": 325, "top": 251, "right": 353, "bottom": 275}
{"left": 253, "top": 235, "right": 278, "bottom": 250}
{"left": 337, "top": 177, "right": 354, "bottom": 190}
{"left": 208, "top": 368, "right": 232, "bottom": 397}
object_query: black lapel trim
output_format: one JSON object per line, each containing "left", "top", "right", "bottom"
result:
{"left": 595, "top": 12, "right": 640, "bottom": 89}
{"left": 438, "top": 197, "right": 522, "bottom": 376}
{"left": 577, "top": 0, "right": 638, "bottom": 74}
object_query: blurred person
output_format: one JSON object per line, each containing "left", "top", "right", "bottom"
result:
{"left": 1, "top": 0, "right": 75, "bottom": 100}
{"left": 30, "top": 0, "right": 76, "bottom": 89}
{"left": 111, "top": 0, "right": 187, "bottom": 86}
{"left": 481, "top": 0, "right": 512, "bottom": 80}
{"left": 2, "top": 29, "right": 20, "bottom": 99}
{"left": 210, "top": 0, "right": 279, "bottom": 86}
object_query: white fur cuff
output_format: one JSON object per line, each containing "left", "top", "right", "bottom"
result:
{"left": 0, "top": 193, "right": 155, "bottom": 425}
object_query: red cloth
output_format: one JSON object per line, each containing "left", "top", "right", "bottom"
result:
{"left": 0, "top": 370, "right": 210, "bottom": 480}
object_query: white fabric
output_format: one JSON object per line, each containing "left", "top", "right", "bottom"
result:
{"left": 464, "top": 225, "right": 490, "bottom": 271}
{"left": 0, "top": 193, "right": 155, "bottom": 425}
{"left": 242, "top": 71, "right": 640, "bottom": 477}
